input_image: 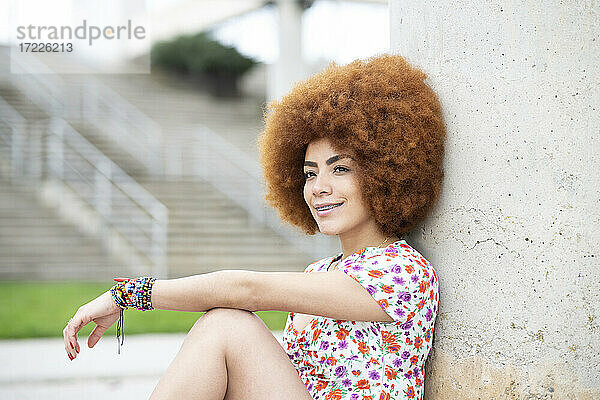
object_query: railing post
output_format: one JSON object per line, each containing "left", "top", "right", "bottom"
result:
{"left": 196, "top": 128, "right": 208, "bottom": 181}
{"left": 33, "top": 119, "right": 46, "bottom": 182}
{"left": 10, "top": 123, "right": 22, "bottom": 182}
{"left": 191, "top": 125, "right": 332, "bottom": 260}
{"left": 151, "top": 204, "right": 168, "bottom": 279}
{"left": 95, "top": 160, "right": 112, "bottom": 220}
{"left": 164, "top": 136, "right": 177, "bottom": 178}
{"left": 70, "top": 80, "right": 84, "bottom": 122}
{"left": 47, "top": 118, "right": 64, "bottom": 180}
{"left": 147, "top": 125, "right": 155, "bottom": 175}
{"left": 151, "top": 128, "right": 164, "bottom": 177}
{"left": 85, "top": 80, "right": 98, "bottom": 122}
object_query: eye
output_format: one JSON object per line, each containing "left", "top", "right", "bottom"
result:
{"left": 303, "top": 166, "right": 348, "bottom": 180}
{"left": 303, "top": 171, "right": 316, "bottom": 180}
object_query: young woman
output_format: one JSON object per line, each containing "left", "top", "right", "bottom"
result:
{"left": 63, "top": 53, "right": 446, "bottom": 400}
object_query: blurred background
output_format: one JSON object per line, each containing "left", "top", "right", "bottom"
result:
{"left": 2, "top": 0, "right": 598, "bottom": 398}
{"left": 0, "top": 0, "right": 387, "bottom": 398}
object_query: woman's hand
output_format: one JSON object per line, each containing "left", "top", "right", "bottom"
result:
{"left": 63, "top": 290, "right": 122, "bottom": 361}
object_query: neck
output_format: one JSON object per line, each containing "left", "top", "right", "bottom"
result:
{"left": 338, "top": 221, "right": 398, "bottom": 261}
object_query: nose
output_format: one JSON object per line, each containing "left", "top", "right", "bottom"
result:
{"left": 311, "top": 171, "right": 332, "bottom": 196}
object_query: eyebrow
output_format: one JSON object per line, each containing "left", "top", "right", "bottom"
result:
{"left": 304, "top": 154, "right": 352, "bottom": 168}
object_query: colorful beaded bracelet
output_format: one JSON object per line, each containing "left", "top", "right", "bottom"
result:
{"left": 110, "top": 277, "right": 156, "bottom": 354}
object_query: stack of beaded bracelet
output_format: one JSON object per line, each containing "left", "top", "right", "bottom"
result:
{"left": 111, "top": 277, "right": 156, "bottom": 311}
{"left": 110, "top": 277, "right": 156, "bottom": 354}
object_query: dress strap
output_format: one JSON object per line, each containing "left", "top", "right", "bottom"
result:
{"left": 327, "top": 254, "right": 343, "bottom": 271}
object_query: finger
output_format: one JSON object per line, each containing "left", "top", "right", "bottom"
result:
{"left": 64, "top": 324, "right": 77, "bottom": 359}
{"left": 65, "top": 322, "right": 78, "bottom": 358}
{"left": 88, "top": 324, "right": 109, "bottom": 348}
{"left": 66, "top": 313, "right": 88, "bottom": 357}
{"left": 63, "top": 327, "right": 72, "bottom": 359}
{"left": 63, "top": 326, "right": 77, "bottom": 359}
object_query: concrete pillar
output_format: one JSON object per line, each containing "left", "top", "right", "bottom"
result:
{"left": 268, "top": 0, "right": 309, "bottom": 104}
{"left": 390, "top": 1, "right": 599, "bottom": 398}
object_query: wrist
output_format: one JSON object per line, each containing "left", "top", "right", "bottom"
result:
{"left": 110, "top": 277, "right": 156, "bottom": 311}
{"left": 108, "top": 290, "right": 123, "bottom": 313}
{"left": 110, "top": 285, "right": 128, "bottom": 310}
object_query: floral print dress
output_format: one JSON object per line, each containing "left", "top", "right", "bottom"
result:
{"left": 282, "top": 239, "right": 439, "bottom": 400}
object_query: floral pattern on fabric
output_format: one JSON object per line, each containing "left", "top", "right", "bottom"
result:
{"left": 282, "top": 240, "right": 439, "bottom": 400}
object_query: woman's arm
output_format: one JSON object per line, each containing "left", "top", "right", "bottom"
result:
{"left": 63, "top": 270, "right": 254, "bottom": 360}
{"left": 152, "top": 269, "right": 388, "bottom": 320}
{"left": 246, "top": 270, "right": 395, "bottom": 322}
{"left": 151, "top": 270, "right": 254, "bottom": 312}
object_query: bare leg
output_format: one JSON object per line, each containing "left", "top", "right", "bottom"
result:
{"left": 149, "top": 309, "right": 228, "bottom": 400}
{"left": 149, "top": 308, "right": 312, "bottom": 400}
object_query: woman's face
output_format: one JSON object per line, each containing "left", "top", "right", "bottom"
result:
{"left": 303, "top": 138, "right": 374, "bottom": 236}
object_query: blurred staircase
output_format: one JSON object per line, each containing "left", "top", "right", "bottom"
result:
{"left": 85, "top": 70, "right": 318, "bottom": 275}
{"left": 92, "top": 68, "right": 266, "bottom": 159}
{"left": 0, "top": 178, "right": 126, "bottom": 281}
{"left": 0, "top": 48, "right": 317, "bottom": 280}
{"left": 134, "top": 178, "right": 312, "bottom": 277}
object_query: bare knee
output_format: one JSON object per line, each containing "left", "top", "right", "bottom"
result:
{"left": 188, "top": 308, "right": 258, "bottom": 337}
{"left": 187, "top": 308, "right": 272, "bottom": 353}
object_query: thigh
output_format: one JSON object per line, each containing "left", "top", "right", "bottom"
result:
{"left": 203, "top": 308, "right": 313, "bottom": 400}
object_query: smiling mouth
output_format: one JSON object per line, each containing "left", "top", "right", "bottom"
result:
{"left": 315, "top": 202, "right": 343, "bottom": 215}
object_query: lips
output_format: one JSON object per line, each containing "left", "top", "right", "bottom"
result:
{"left": 315, "top": 202, "right": 343, "bottom": 211}
{"left": 315, "top": 202, "right": 343, "bottom": 216}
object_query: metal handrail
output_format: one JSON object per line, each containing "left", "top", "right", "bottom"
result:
{"left": 4, "top": 46, "right": 334, "bottom": 261}
{"left": 0, "top": 93, "right": 168, "bottom": 277}
{"left": 46, "top": 117, "right": 169, "bottom": 277}
{"left": 188, "top": 126, "right": 337, "bottom": 259}
{"left": 9, "top": 50, "right": 163, "bottom": 175}
{"left": 0, "top": 96, "right": 26, "bottom": 179}
{"left": 76, "top": 78, "right": 164, "bottom": 174}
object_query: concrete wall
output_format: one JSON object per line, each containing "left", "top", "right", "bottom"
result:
{"left": 390, "top": 1, "right": 599, "bottom": 398}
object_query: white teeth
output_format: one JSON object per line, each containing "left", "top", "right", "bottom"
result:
{"left": 317, "top": 203, "right": 342, "bottom": 211}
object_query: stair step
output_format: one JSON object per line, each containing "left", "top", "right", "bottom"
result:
{"left": 0, "top": 228, "right": 93, "bottom": 238}
{"left": 167, "top": 257, "right": 310, "bottom": 275}
{"left": 0, "top": 236, "right": 101, "bottom": 245}
{"left": 167, "top": 245, "right": 305, "bottom": 256}
{"left": 0, "top": 254, "right": 113, "bottom": 264}
{"left": 161, "top": 226, "right": 281, "bottom": 235}
{"left": 0, "top": 211, "right": 69, "bottom": 219}
{"left": 0, "top": 55, "right": 316, "bottom": 283}
{"left": 0, "top": 263, "right": 135, "bottom": 281}
{"left": 0, "top": 206, "right": 57, "bottom": 214}
{"left": 167, "top": 236, "right": 291, "bottom": 246}
{"left": 109, "top": 207, "right": 249, "bottom": 219}
{"left": 0, "top": 218, "right": 84, "bottom": 228}
{"left": 0, "top": 245, "right": 107, "bottom": 256}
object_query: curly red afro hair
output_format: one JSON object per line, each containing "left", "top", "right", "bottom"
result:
{"left": 257, "top": 53, "right": 446, "bottom": 237}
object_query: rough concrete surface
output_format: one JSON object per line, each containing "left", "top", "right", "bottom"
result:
{"left": 424, "top": 349, "right": 599, "bottom": 399}
{"left": 391, "top": 0, "right": 600, "bottom": 397}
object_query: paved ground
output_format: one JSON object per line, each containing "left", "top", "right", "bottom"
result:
{"left": 0, "top": 331, "right": 285, "bottom": 400}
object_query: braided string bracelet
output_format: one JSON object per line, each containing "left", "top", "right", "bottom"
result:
{"left": 110, "top": 277, "right": 156, "bottom": 354}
